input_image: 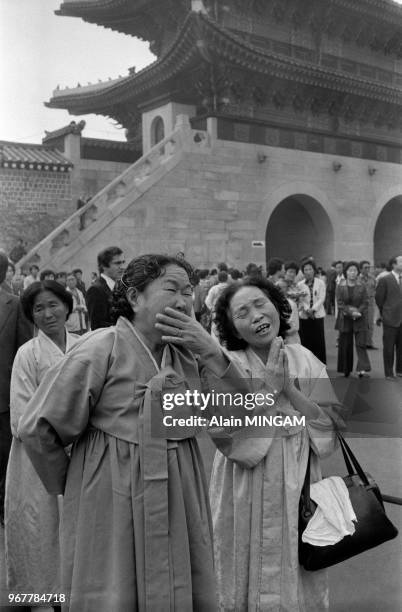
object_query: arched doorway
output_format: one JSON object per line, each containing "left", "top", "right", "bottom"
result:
{"left": 374, "top": 195, "right": 402, "bottom": 265}
{"left": 265, "top": 195, "right": 334, "bottom": 268}
{"left": 150, "top": 116, "right": 165, "bottom": 146}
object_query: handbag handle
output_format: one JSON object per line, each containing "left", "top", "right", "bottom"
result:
{"left": 337, "top": 433, "right": 370, "bottom": 487}
{"left": 302, "top": 434, "right": 370, "bottom": 513}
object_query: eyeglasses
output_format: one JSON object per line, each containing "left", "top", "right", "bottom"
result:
{"left": 112, "top": 260, "right": 126, "bottom": 266}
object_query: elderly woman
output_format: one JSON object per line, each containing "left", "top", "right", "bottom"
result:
{"left": 209, "top": 276, "right": 343, "bottom": 612}
{"left": 5, "top": 281, "right": 79, "bottom": 611}
{"left": 335, "top": 261, "right": 370, "bottom": 378}
{"left": 18, "top": 254, "right": 249, "bottom": 612}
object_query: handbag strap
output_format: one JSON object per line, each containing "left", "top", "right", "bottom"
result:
{"left": 301, "top": 434, "right": 370, "bottom": 510}
{"left": 337, "top": 433, "right": 370, "bottom": 486}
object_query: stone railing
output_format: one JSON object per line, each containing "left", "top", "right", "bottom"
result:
{"left": 17, "top": 116, "right": 209, "bottom": 271}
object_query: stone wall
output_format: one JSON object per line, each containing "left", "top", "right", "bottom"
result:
{"left": 0, "top": 158, "right": 133, "bottom": 259}
{"left": 56, "top": 135, "right": 402, "bottom": 283}
{"left": 0, "top": 168, "right": 72, "bottom": 254}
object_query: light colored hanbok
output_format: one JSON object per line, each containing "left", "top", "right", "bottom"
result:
{"left": 18, "top": 317, "right": 249, "bottom": 612}
{"left": 209, "top": 343, "right": 343, "bottom": 612}
{"left": 5, "top": 329, "right": 79, "bottom": 594}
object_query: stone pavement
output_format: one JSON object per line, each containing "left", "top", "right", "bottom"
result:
{"left": 1, "top": 317, "right": 401, "bottom": 610}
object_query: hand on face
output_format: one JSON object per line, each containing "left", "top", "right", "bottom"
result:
{"left": 155, "top": 307, "right": 221, "bottom": 359}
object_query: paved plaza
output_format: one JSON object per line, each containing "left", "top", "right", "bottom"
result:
{"left": 1, "top": 317, "right": 401, "bottom": 611}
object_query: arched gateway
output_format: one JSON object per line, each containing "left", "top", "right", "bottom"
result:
{"left": 374, "top": 196, "right": 402, "bottom": 265}
{"left": 265, "top": 195, "right": 334, "bottom": 269}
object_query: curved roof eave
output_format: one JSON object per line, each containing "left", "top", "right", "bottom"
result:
{"left": 55, "top": 0, "right": 402, "bottom": 31}
{"left": 46, "top": 12, "right": 402, "bottom": 115}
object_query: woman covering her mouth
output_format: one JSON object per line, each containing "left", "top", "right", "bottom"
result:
{"left": 209, "top": 276, "right": 344, "bottom": 612}
{"left": 18, "top": 254, "right": 252, "bottom": 612}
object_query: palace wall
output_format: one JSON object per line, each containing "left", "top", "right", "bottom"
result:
{"left": 0, "top": 167, "right": 72, "bottom": 254}
{"left": 57, "top": 135, "right": 402, "bottom": 281}
{"left": 1, "top": 143, "right": 134, "bottom": 256}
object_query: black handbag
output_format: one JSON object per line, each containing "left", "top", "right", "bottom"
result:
{"left": 299, "top": 434, "right": 398, "bottom": 571}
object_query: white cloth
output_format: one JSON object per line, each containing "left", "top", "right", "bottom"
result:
{"left": 302, "top": 476, "right": 356, "bottom": 546}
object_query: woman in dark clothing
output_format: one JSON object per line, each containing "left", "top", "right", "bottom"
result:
{"left": 335, "top": 261, "right": 371, "bottom": 377}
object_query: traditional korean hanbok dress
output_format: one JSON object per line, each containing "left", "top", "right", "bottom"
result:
{"left": 5, "top": 329, "right": 79, "bottom": 595}
{"left": 18, "top": 316, "right": 246, "bottom": 612}
{"left": 209, "top": 343, "right": 343, "bottom": 612}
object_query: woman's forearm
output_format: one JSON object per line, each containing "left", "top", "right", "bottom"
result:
{"left": 283, "top": 384, "right": 321, "bottom": 420}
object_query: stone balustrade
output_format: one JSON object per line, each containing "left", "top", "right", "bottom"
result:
{"left": 17, "top": 116, "right": 209, "bottom": 271}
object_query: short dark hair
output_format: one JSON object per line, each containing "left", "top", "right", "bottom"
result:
{"left": 344, "top": 261, "right": 360, "bottom": 275}
{"left": 267, "top": 258, "right": 284, "bottom": 276}
{"left": 359, "top": 260, "right": 370, "bottom": 270}
{"left": 284, "top": 260, "right": 299, "bottom": 273}
{"left": 300, "top": 259, "right": 318, "bottom": 274}
{"left": 231, "top": 268, "right": 242, "bottom": 280}
{"left": 39, "top": 269, "right": 55, "bottom": 281}
{"left": 214, "top": 277, "right": 291, "bottom": 350}
{"left": 218, "top": 271, "right": 228, "bottom": 283}
{"left": 217, "top": 262, "right": 228, "bottom": 272}
{"left": 21, "top": 280, "right": 73, "bottom": 324}
{"left": 389, "top": 255, "right": 402, "bottom": 268}
{"left": 97, "top": 247, "right": 123, "bottom": 273}
{"left": 111, "top": 254, "right": 194, "bottom": 323}
{"left": 72, "top": 268, "right": 82, "bottom": 275}
{"left": 29, "top": 264, "right": 39, "bottom": 273}
{"left": 210, "top": 268, "right": 218, "bottom": 276}
{"left": 334, "top": 260, "right": 344, "bottom": 268}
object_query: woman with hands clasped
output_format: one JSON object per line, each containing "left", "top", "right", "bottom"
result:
{"left": 335, "top": 261, "right": 371, "bottom": 378}
{"left": 18, "top": 254, "right": 249, "bottom": 612}
{"left": 209, "top": 276, "right": 344, "bottom": 612}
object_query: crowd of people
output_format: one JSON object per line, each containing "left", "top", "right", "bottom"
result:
{"left": 0, "top": 245, "right": 400, "bottom": 611}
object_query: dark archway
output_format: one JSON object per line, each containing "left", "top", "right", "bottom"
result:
{"left": 151, "top": 116, "right": 165, "bottom": 146}
{"left": 265, "top": 195, "right": 334, "bottom": 268}
{"left": 374, "top": 196, "right": 402, "bottom": 265}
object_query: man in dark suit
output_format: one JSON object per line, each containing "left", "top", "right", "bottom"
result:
{"left": 375, "top": 255, "right": 402, "bottom": 379}
{"left": 86, "top": 246, "right": 125, "bottom": 329}
{"left": 0, "top": 251, "right": 32, "bottom": 525}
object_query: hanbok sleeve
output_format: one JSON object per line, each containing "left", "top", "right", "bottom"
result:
{"left": 18, "top": 346, "right": 108, "bottom": 495}
{"left": 10, "top": 344, "right": 37, "bottom": 438}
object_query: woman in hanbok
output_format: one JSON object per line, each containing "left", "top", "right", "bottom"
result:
{"left": 209, "top": 276, "right": 343, "bottom": 611}
{"left": 5, "top": 280, "right": 79, "bottom": 611}
{"left": 18, "top": 254, "right": 249, "bottom": 612}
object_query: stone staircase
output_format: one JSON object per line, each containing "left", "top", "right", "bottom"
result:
{"left": 17, "top": 116, "right": 209, "bottom": 272}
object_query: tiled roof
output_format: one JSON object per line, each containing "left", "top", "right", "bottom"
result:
{"left": 81, "top": 137, "right": 137, "bottom": 150}
{"left": 55, "top": 0, "right": 402, "bottom": 30}
{"left": 46, "top": 12, "right": 402, "bottom": 115}
{"left": 0, "top": 141, "right": 73, "bottom": 171}
{"left": 42, "top": 120, "right": 86, "bottom": 143}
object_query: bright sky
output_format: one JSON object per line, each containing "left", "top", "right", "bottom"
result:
{"left": 0, "top": 0, "right": 154, "bottom": 143}
{"left": 1, "top": 0, "right": 402, "bottom": 145}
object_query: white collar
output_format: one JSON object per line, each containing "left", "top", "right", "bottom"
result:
{"left": 100, "top": 273, "right": 115, "bottom": 291}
